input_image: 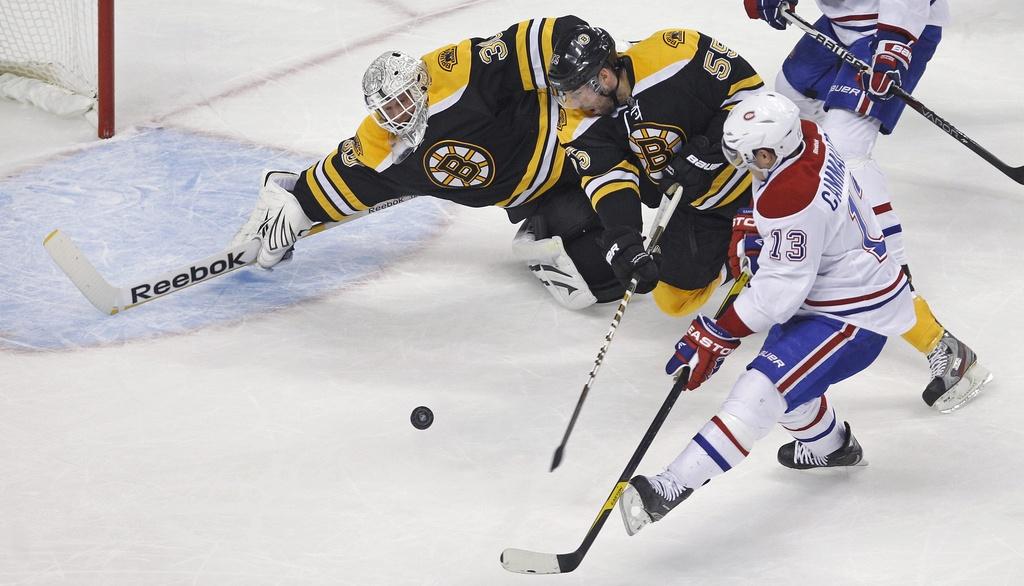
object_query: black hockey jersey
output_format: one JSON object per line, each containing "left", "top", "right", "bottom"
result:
{"left": 291, "top": 16, "right": 589, "bottom": 223}
{"left": 558, "top": 29, "right": 764, "bottom": 229}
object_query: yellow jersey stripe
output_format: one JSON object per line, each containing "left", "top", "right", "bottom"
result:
{"left": 690, "top": 165, "right": 738, "bottom": 208}
{"left": 305, "top": 170, "right": 346, "bottom": 222}
{"left": 582, "top": 160, "right": 641, "bottom": 192}
{"left": 515, "top": 20, "right": 534, "bottom": 92}
{"left": 728, "top": 74, "right": 764, "bottom": 97}
{"left": 523, "top": 142, "right": 566, "bottom": 206}
{"left": 496, "top": 89, "right": 552, "bottom": 207}
{"left": 324, "top": 154, "right": 370, "bottom": 212}
{"left": 717, "top": 173, "right": 752, "bottom": 208}
{"left": 538, "top": 18, "right": 555, "bottom": 88}
{"left": 591, "top": 180, "right": 639, "bottom": 208}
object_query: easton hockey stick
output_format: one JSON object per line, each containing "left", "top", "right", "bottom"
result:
{"left": 549, "top": 183, "right": 688, "bottom": 472}
{"left": 781, "top": 7, "right": 1024, "bottom": 185}
{"left": 44, "top": 196, "right": 415, "bottom": 315}
{"left": 502, "top": 271, "right": 751, "bottom": 575}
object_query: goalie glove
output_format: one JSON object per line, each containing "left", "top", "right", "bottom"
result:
{"left": 230, "top": 170, "right": 313, "bottom": 269}
{"left": 656, "top": 135, "right": 727, "bottom": 202}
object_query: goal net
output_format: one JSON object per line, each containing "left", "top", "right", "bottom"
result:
{"left": 0, "top": 0, "right": 114, "bottom": 137}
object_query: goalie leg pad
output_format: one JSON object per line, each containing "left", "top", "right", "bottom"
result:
{"left": 513, "top": 222, "right": 599, "bottom": 310}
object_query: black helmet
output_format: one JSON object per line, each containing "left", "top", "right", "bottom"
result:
{"left": 548, "top": 24, "right": 615, "bottom": 93}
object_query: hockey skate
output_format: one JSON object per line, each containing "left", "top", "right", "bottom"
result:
{"left": 921, "top": 331, "right": 992, "bottom": 413}
{"left": 618, "top": 472, "right": 693, "bottom": 536}
{"left": 777, "top": 422, "right": 866, "bottom": 470}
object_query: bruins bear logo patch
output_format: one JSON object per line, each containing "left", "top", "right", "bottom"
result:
{"left": 438, "top": 45, "right": 458, "bottom": 72}
{"left": 628, "top": 122, "right": 686, "bottom": 177}
{"left": 662, "top": 30, "right": 685, "bottom": 48}
{"left": 423, "top": 140, "right": 496, "bottom": 188}
{"left": 340, "top": 138, "right": 363, "bottom": 167}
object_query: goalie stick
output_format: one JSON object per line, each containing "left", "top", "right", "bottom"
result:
{"left": 781, "top": 6, "right": 1024, "bottom": 186}
{"left": 44, "top": 196, "right": 416, "bottom": 315}
{"left": 501, "top": 271, "right": 751, "bottom": 575}
{"left": 549, "top": 183, "right": 687, "bottom": 472}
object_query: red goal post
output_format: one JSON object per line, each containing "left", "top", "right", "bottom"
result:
{"left": 0, "top": 0, "right": 115, "bottom": 138}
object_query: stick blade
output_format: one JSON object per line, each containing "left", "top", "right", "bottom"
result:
{"left": 1008, "top": 165, "right": 1024, "bottom": 185}
{"left": 550, "top": 445, "right": 565, "bottom": 472}
{"left": 500, "top": 548, "right": 575, "bottom": 574}
{"left": 43, "top": 229, "right": 122, "bottom": 314}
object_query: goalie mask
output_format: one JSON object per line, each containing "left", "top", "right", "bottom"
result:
{"left": 363, "top": 51, "right": 431, "bottom": 150}
{"left": 721, "top": 92, "right": 803, "bottom": 174}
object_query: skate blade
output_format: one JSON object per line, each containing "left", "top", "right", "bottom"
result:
{"left": 618, "top": 486, "right": 653, "bottom": 536}
{"left": 934, "top": 363, "right": 993, "bottom": 414}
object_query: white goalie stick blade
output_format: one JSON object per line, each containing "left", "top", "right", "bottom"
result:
{"left": 617, "top": 483, "right": 653, "bottom": 537}
{"left": 499, "top": 548, "right": 564, "bottom": 575}
{"left": 44, "top": 229, "right": 261, "bottom": 315}
{"left": 43, "top": 230, "right": 123, "bottom": 314}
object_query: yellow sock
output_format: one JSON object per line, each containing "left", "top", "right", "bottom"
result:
{"left": 652, "top": 276, "right": 721, "bottom": 317}
{"left": 901, "top": 294, "right": 945, "bottom": 354}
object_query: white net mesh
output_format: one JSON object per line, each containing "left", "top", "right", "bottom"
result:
{"left": 0, "top": 0, "right": 98, "bottom": 99}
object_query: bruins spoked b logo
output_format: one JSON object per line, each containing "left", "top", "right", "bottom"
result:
{"left": 628, "top": 122, "right": 686, "bottom": 176}
{"left": 423, "top": 140, "right": 495, "bottom": 188}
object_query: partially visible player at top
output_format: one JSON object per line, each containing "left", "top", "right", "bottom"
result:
{"left": 619, "top": 92, "right": 915, "bottom": 534}
{"left": 231, "top": 16, "right": 628, "bottom": 311}
{"left": 547, "top": 24, "right": 763, "bottom": 316}
{"left": 736, "top": 0, "right": 991, "bottom": 411}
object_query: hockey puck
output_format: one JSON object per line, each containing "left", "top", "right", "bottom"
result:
{"left": 411, "top": 406, "right": 434, "bottom": 430}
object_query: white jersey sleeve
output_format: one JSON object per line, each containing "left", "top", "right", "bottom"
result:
{"left": 816, "top": 0, "right": 950, "bottom": 45}
{"left": 730, "top": 121, "right": 915, "bottom": 337}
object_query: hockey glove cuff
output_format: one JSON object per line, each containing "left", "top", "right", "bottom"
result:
{"left": 864, "top": 29, "right": 913, "bottom": 100}
{"left": 666, "top": 315, "right": 741, "bottom": 391}
{"left": 601, "top": 225, "right": 661, "bottom": 294}
{"left": 728, "top": 207, "right": 762, "bottom": 279}
{"left": 744, "top": 0, "right": 796, "bottom": 30}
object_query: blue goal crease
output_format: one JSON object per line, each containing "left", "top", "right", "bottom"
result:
{"left": 0, "top": 127, "right": 448, "bottom": 351}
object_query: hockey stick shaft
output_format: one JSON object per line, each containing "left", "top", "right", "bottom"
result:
{"left": 781, "top": 7, "right": 1024, "bottom": 185}
{"left": 549, "top": 185, "right": 687, "bottom": 472}
{"left": 502, "top": 271, "right": 750, "bottom": 574}
{"left": 44, "top": 196, "right": 415, "bottom": 315}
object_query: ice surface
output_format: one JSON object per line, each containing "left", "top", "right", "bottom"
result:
{"left": 1, "top": 127, "right": 449, "bottom": 350}
{"left": 1, "top": 1, "right": 1022, "bottom": 584}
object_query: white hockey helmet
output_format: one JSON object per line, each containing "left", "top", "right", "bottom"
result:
{"left": 721, "top": 91, "right": 803, "bottom": 173}
{"left": 362, "top": 51, "right": 431, "bottom": 150}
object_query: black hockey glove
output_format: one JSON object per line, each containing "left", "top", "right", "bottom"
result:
{"left": 657, "top": 135, "right": 727, "bottom": 202}
{"left": 601, "top": 226, "right": 661, "bottom": 294}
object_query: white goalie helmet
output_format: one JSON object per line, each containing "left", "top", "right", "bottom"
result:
{"left": 362, "top": 50, "right": 431, "bottom": 150}
{"left": 721, "top": 91, "right": 803, "bottom": 173}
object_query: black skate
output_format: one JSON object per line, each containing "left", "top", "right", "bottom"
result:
{"left": 777, "top": 422, "right": 865, "bottom": 470}
{"left": 922, "top": 330, "right": 992, "bottom": 413}
{"left": 618, "top": 472, "right": 693, "bottom": 536}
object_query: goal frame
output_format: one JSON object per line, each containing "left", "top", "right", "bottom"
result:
{"left": 97, "top": 0, "right": 114, "bottom": 138}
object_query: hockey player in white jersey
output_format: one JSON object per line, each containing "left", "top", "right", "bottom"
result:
{"left": 738, "top": 0, "right": 991, "bottom": 412}
{"left": 619, "top": 92, "right": 915, "bottom": 535}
